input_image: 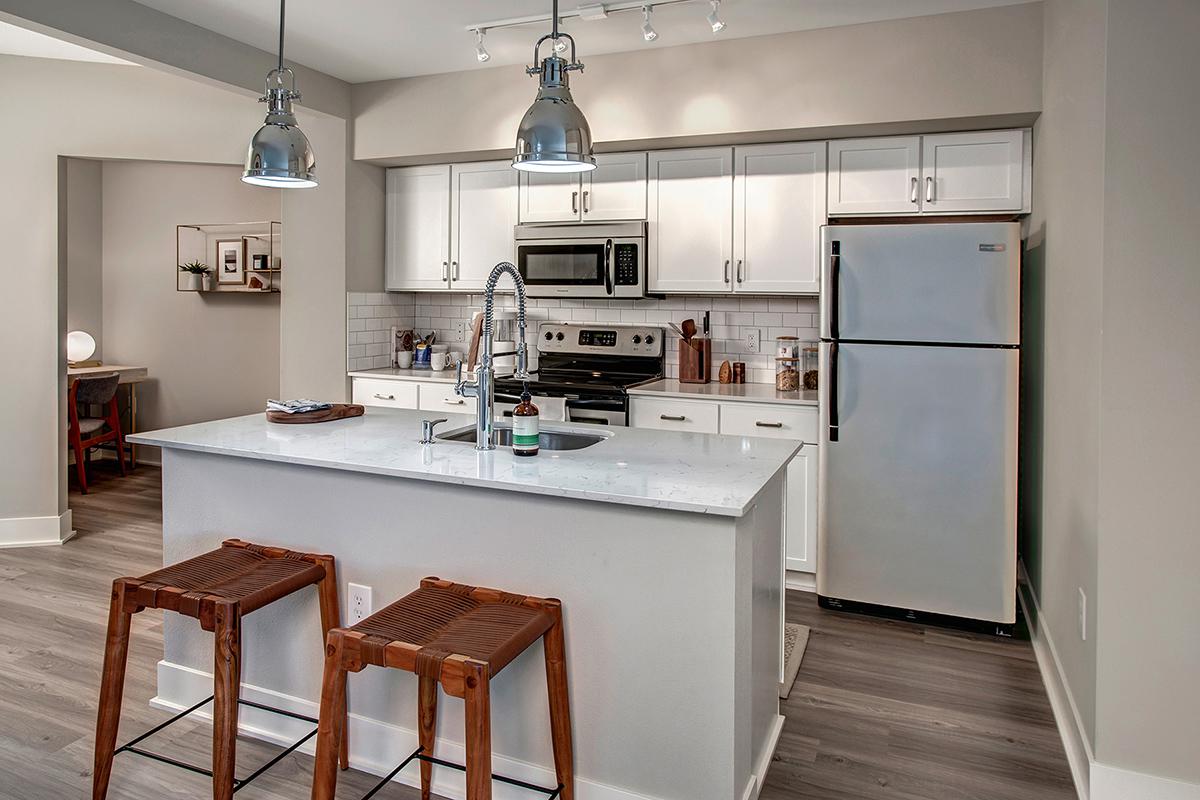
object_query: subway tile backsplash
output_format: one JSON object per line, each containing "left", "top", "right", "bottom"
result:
{"left": 347, "top": 292, "right": 819, "bottom": 384}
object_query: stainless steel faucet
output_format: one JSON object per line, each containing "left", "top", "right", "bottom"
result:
{"left": 455, "top": 262, "right": 530, "bottom": 450}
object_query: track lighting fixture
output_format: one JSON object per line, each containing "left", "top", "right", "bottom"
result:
{"left": 474, "top": 28, "right": 491, "bottom": 62}
{"left": 641, "top": 6, "right": 658, "bottom": 42}
{"left": 707, "top": 0, "right": 726, "bottom": 34}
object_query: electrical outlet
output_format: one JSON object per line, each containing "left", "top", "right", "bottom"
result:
{"left": 1078, "top": 588, "right": 1087, "bottom": 641}
{"left": 745, "top": 328, "right": 761, "bottom": 354}
{"left": 453, "top": 320, "right": 466, "bottom": 342}
{"left": 348, "top": 583, "right": 372, "bottom": 624}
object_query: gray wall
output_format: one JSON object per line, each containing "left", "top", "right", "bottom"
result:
{"left": 64, "top": 158, "right": 104, "bottom": 359}
{"left": 1093, "top": 0, "right": 1200, "bottom": 782}
{"left": 98, "top": 161, "right": 282, "bottom": 461}
{"left": 353, "top": 3, "right": 1044, "bottom": 162}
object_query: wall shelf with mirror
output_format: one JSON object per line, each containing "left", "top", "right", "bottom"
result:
{"left": 176, "top": 220, "right": 282, "bottom": 294}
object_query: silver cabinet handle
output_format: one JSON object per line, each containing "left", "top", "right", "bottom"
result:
{"left": 572, "top": 191, "right": 579, "bottom": 214}
{"left": 660, "top": 414, "right": 687, "bottom": 422}
{"left": 926, "top": 176, "right": 934, "bottom": 203}
{"left": 583, "top": 190, "right": 589, "bottom": 213}
{"left": 443, "top": 397, "right": 465, "bottom": 405}
{"left": 723, "top": 259, "right": 731, "bottom": 284}
{"left": 373, "top": 393, "right": 395, "bottom": 401}
{"left": 910, "top": 176, "right": 919, "bottom": 204}
{"left": 452, "top": 261, "right": 460, "bottom": 280}
{"left": 441, "top": 261, "right": 448, "bottom": 281}
{"left": 737, "top": 259, "right": 744, "bottom": 284}
{"left": 756, "top": 421, "right": 784, "bottom": 429}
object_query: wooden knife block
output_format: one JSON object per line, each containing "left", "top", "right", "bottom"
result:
{"left": 678, "top": 338, "right": 712, "bottom": 384}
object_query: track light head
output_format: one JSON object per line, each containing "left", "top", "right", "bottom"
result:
{"left": 641, "top": 6, "right": 658, "bottom": 42}
{"left": 474, "top": 28, "right": 491, "bottom": 62}
{"left": 707, "top": 0, "right": 726, "bottom": 33}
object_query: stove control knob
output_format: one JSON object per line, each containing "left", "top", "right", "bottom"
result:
{"left": 544, "top": 331, "right": 554, "bottom": 341}
{"left": 644, "top": 334, "right": 655, "bottom": 345}
{"left": 632, "top": 334, "right": 642, "bottom": 344}
{"left": 555, "top": 332, "right": 565, "bottom": 341}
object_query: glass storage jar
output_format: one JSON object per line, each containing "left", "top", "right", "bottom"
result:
{"left": 775, "top": 335, "right": 800, "bottom": 360}
{"left": 802, "top": 342, "right": 819, "bottom": 390}
{"left": 776, "top": 357, "right": 801, "bottom": 392}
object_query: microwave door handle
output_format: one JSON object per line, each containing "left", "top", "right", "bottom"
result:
{"left": 604, "top": 239, "right": 614, "bottom": 296}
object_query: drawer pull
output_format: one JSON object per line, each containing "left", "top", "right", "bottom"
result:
{"left": 756, "top": 421, "right": 784, "bottom": 428}
{"left": 373, "top": 393, "right": 396, "bottom": 401}
{"left": 444, "top": 398, "right": 465, "bottom": 405}
{"left": 660, "top": 414, "right": 687, "bottom": 422}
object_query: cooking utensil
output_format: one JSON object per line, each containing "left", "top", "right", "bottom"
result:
{"left": 681, "top": 319, "right": 697, "bottom": 341}
{"left": 667, "top": 322, "right": 687, "bottom": 340}
{"left": 703, "top": 311, "right": 710, "bottom": 338}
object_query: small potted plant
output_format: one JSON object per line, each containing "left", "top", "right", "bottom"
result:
{"left": 178, "top": 261, "right": 211, "bottom": 291}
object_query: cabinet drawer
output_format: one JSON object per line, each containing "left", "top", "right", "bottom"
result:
{"left": 417, "top": 382, "right": 476, "bottom": 414}
{"left": 629, "top": 397, "right": 719, "bottom": 434}
{"left": 718, "top": 402, "right": 817, "bottom": 442}
{"left": 352, "top": 378, "right": 419, "bottom": 409}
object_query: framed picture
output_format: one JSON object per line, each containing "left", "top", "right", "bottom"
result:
{"left": 216, "top": 239, "right": 244, "bottom": 284}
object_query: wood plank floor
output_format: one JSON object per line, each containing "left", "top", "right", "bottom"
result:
{"left": 0, "top": 464, "right": 1075, "bottom": 800}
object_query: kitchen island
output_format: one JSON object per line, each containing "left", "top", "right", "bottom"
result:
{"left": 129, "top": 408, "right": 796, "bottom": 800}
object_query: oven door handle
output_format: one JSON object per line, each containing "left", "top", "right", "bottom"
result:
{"left": 604, "top": 239, "right": 614, "bottom": 296}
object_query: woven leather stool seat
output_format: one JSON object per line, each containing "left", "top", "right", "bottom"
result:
{"left": 93, "top": 539, "right": 346, "bottom": 800}
{"left": 312, "top": 577, "right": 574, "bottom": 800}
{"left": 132, "top": 540, "right": 329, "bottom": 627}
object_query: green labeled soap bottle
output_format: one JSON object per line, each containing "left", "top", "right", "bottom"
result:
{"left": 512, "top": 383, "right": 540, "bottom": 457}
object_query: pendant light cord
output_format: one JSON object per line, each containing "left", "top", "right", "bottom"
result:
{"left": 277, "top": 0, "right": 286, "bottom": 74}
{"left": 551, "top": 0, "right": 559, "bottom": 39}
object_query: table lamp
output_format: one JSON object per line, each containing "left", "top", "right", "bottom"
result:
{"left": 67, "top": 330, "right": 100, "bottom": 366}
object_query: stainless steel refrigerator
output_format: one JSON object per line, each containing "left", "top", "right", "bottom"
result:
{"left": 817, "top": 222, "right": 1020, "bottom": 626}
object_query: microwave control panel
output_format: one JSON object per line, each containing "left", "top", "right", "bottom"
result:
{"left": 613, "top": 244, "right": 640, "bottom": 286}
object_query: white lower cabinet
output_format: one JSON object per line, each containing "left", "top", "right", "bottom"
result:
{"left": 417, "top": 381, "right": 476, "bottom": 415}
{"left": 352, "top": 378, "right": 419, "bottom": 409}
{"left": 629, "top": 395, "right": 819, "bottom": 576}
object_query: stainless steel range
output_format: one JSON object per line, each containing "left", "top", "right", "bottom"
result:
{"left": 492, "top": 322, "right": 664, "bottom": 426}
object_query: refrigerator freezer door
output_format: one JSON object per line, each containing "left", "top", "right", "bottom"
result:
{"left": 817, "top": 341, "right": 1018, "bottom": 622}
{"left": 820, "top": 223, "right": 1021, "bottom": 345}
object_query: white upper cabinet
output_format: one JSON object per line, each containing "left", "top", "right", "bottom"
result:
{"left": 449, "top": 161, "right": 518, "bottom": 291}
{"left": 517, "top": 171, "right": 580, "bottom": 224}
{"left": 648, "top": 147, "right": 734, "bottom": 293}
{"left": 827, "top": 136, "right": 921, "bottom": 216}
{"left": 733, "top": 142, "right": 826, "bottom": 294}
{"left": 921, "top": 130, "right": 1028, "bottom": 213}
{"left": 386, "top": 165, "right": 451, "bottom": 291}
{"left": 584, "top": 152, "right": 648, "bottom": 221}
{"left": 518, "top": 152, "right": 648, "bottom": 223}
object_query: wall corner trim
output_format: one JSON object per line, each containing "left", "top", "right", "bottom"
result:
{"left": 0, "top": 509, "right": 74, "bottom": 549}
{"left": 1017, "top": 560, "right": 1092, "bottom": 800}
{"left": 1090, "top": 763, "right": 1200, "bottom": 800}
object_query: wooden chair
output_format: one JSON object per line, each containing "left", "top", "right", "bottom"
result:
{"left": 92, "top": 539, "right": 348, "bottom": 800}
{"left": 68, "top": 373, "right": 125, "bottom": 493}
{"left": 311, "top": 577, "right": 573, "bottom": 800}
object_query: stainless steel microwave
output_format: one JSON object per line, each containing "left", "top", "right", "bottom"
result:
{"left": 514, "top": 222, "right": 647, "bottom": 299}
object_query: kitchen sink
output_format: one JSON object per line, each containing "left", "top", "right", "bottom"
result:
{"left": 436, "top": 424, "right": 609, "bottom": 451}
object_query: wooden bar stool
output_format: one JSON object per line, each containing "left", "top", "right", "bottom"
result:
{"left": 93, "top": 539, "right": 348, "bottom": 800}
{"left": 311, "top": 577, "right": 573, "bottom": 800}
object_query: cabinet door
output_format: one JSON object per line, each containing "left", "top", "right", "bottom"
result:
{"left": 386, "top": 166, "right": 451, "bottom": 291}
{"left": 785, "top": 445, "right": 818, "bottom": 574}
{"left": 921, "top": 130, "right": 1026, "bottom": 213}
{"left": 518, "top": 171, "right": 581, "bottom": 223}
{"left": 827, "top": 136, "right": 921, "bottom": 216}
{"left": 647, "top": 147, "right": 734, "bottom": 293}
{"left": 450, "top": 161, "right": 518, "bottom": 291}
{"left": 583, "top": 152, "right": 647, "bottom": 221}
{"left": 734, "top": 142, "right": 826, "bottom": 294}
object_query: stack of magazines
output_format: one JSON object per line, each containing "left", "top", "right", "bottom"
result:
{"left": 266, "top": 399, "right": 333, "bottom": 415}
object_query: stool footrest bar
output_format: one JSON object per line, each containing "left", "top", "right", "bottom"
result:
{"left": 359, "top": 747, "right": 562, "bottom": 800}
{"left": 113, "top": 695, "right": 319, "bottom": 793}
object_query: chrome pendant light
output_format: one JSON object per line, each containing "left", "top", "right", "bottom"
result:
{"left": 512, "top": 0, "right": 596, "bottom": 173}
{"left": 242, "top": 0, "right": 317, "bottom": 188}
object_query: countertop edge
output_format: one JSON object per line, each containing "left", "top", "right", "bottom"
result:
{"left": 628, "top": 380, "right": 818, "bottom": 406}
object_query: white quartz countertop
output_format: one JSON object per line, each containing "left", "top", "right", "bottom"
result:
{"left": 348, "top": 367, "right": 460, "bottom": 383}
{"left": 129, "top": 409, "right": 799, "bottom": 518}
{"left": 629, "top": 379, "right": 818, "bottom": 406}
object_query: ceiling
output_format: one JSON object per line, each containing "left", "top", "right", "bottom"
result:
{"left": 0, "top": 20, "right": 134, "bottom": 64}
{"left": 130, "top": 0, "right": 1033, "bottom": 84}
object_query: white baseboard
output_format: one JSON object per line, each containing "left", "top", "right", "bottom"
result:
{"left": 154, "top": 661, "right": 669, "bottom": 800}
{"left": 1091, "top": 763, "right": 1200, "bottom": 800}
{"left": 784, "top": 571, "right": 815, "bottom": 593}
{"left": 746, "top": 713, "right": 784, "bottom": 800}
{"left": 1017, "top": 561, "right": 1092, "bottom": 800}
{"left": 0, "top": 509, "right": 74, "bottom": 548}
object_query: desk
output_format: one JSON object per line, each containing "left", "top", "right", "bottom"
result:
{"left": 67, "top": 365, "right": 148, "bottom": 466}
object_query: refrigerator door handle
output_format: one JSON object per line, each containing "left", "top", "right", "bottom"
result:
{"left": 829, "top": 241, "right": 841, "bottom": 340}
{"left": 828, "top": 341, "right": 839, "bottom": 442}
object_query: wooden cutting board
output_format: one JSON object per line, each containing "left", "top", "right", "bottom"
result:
{"left": 266, "top": 403, "right": 365, "bottom": 424}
